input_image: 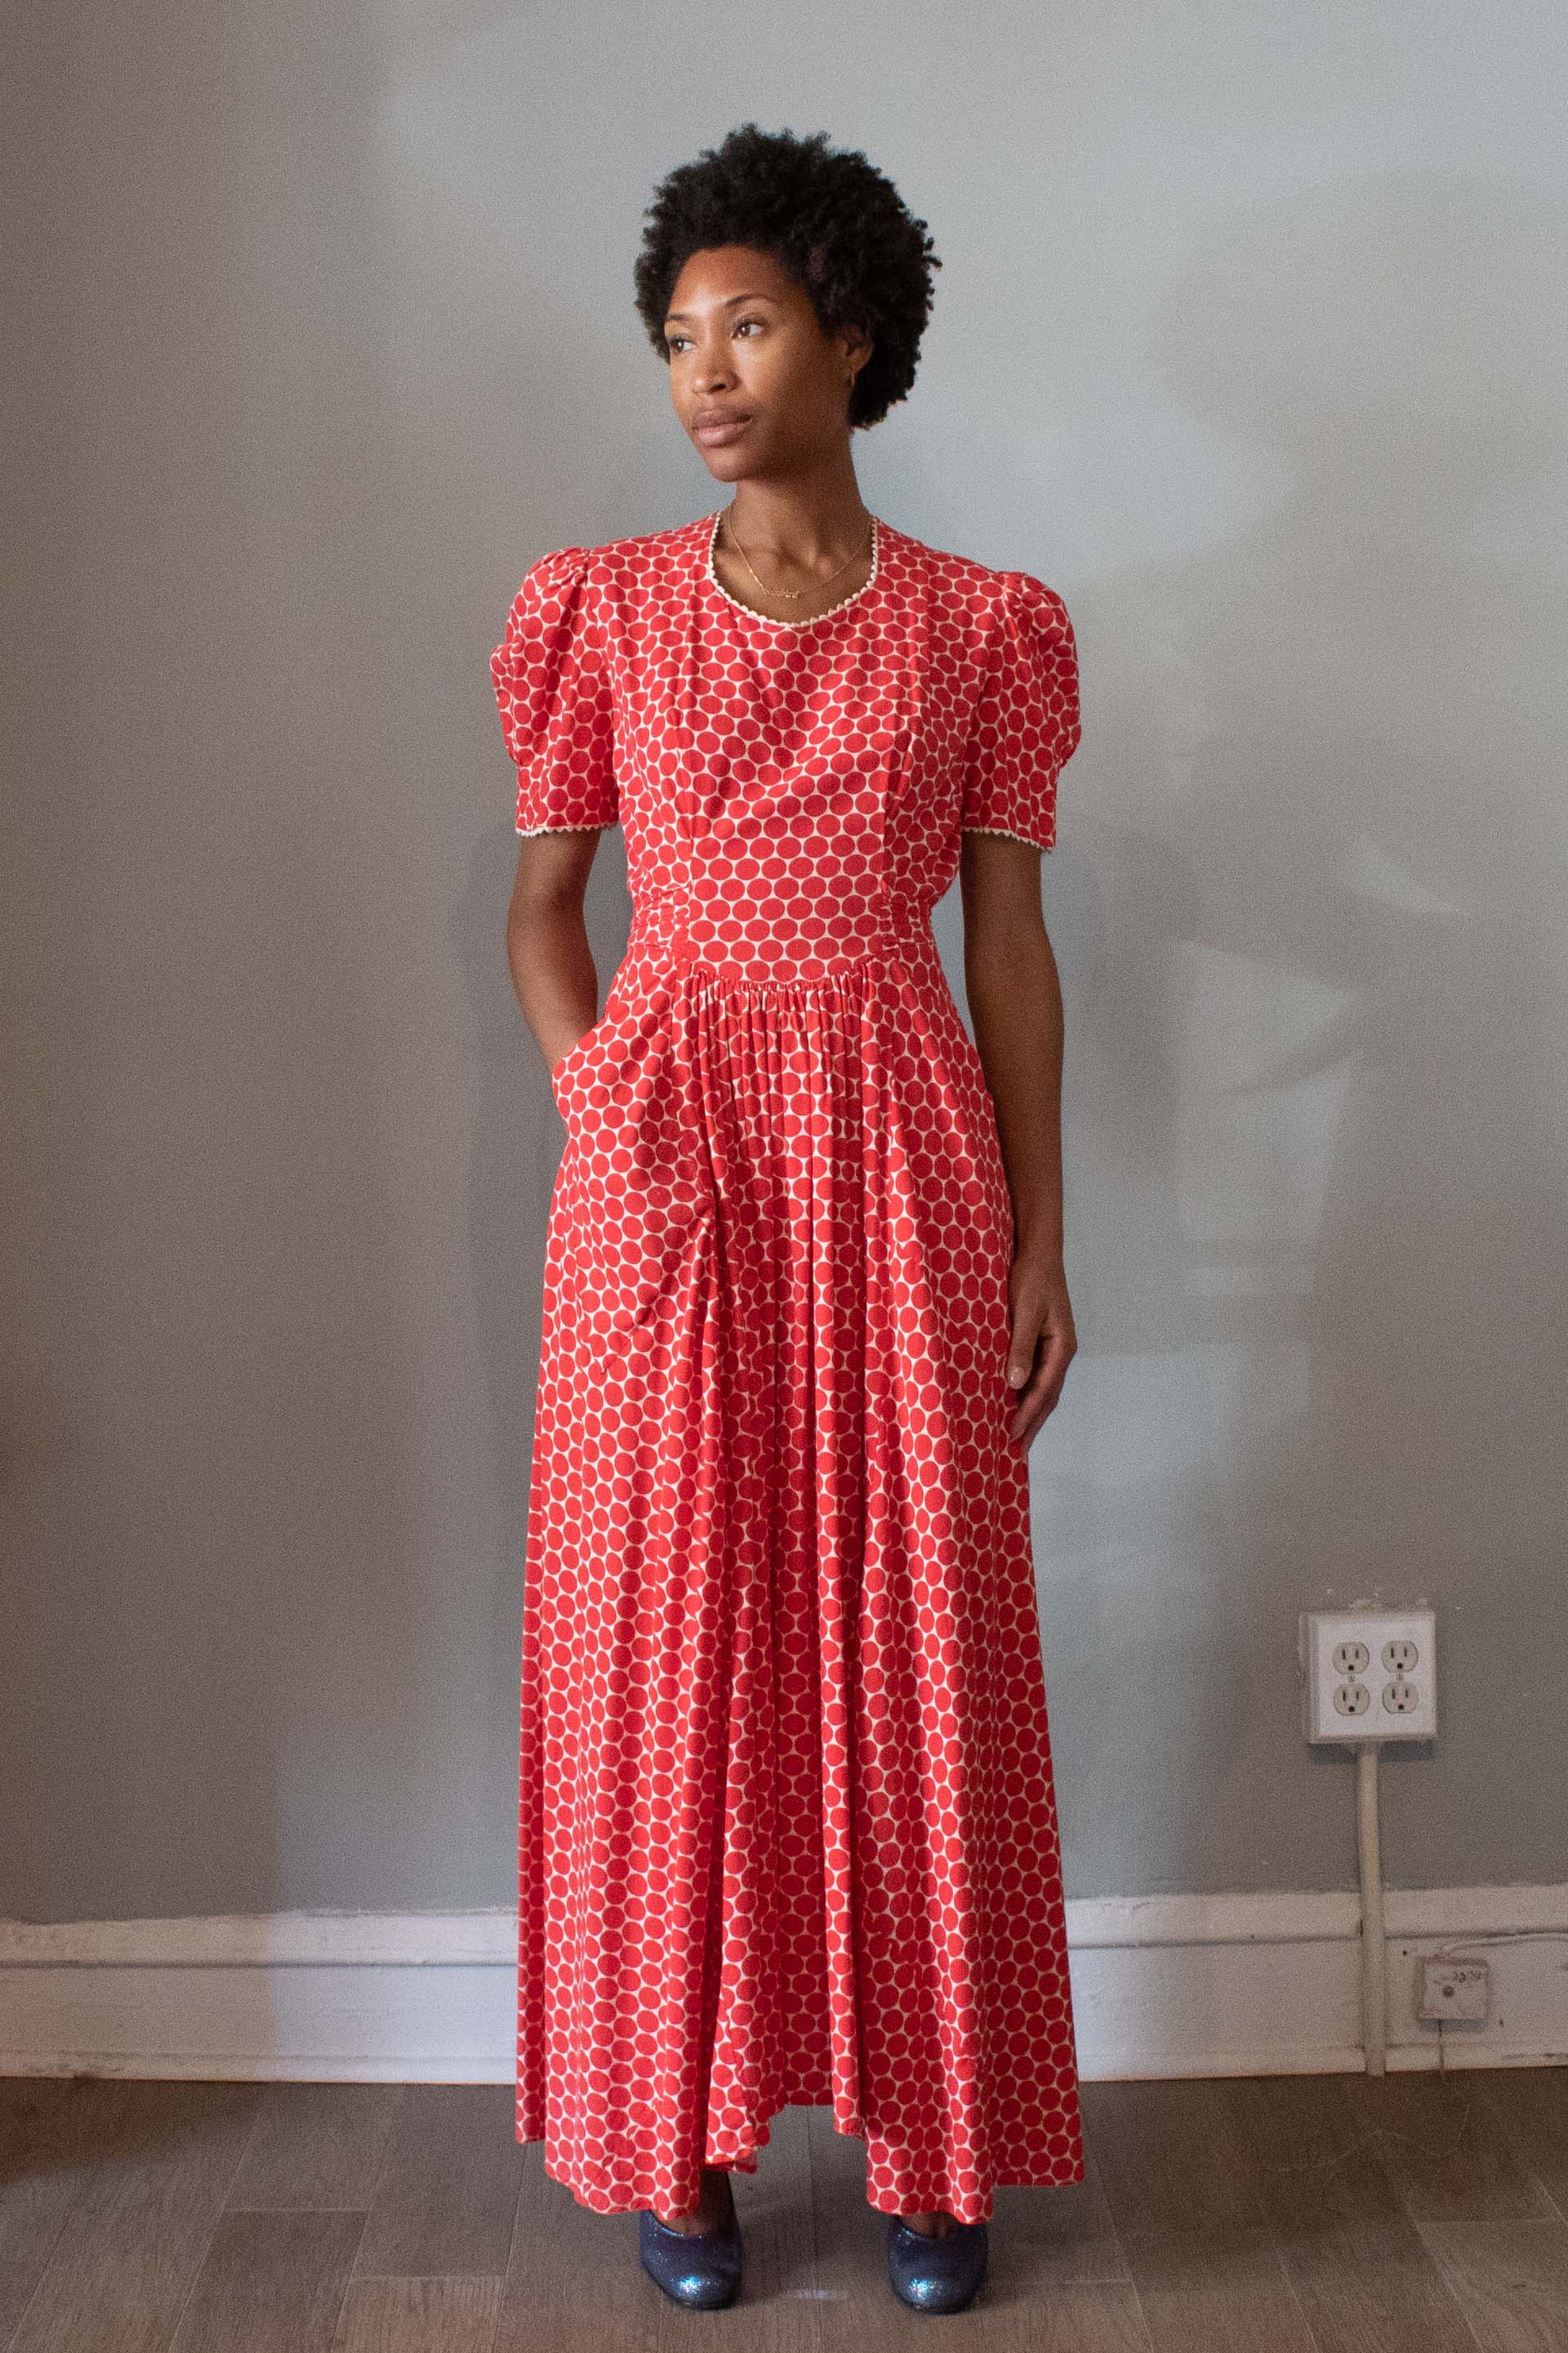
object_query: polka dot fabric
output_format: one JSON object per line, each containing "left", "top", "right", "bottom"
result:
{"left": 490, "top": 510, "right": 1084, "bottom": 2226}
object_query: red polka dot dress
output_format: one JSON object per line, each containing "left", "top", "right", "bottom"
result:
{"left": 490, "top": 508, "right": 1085, "bottom": 2226}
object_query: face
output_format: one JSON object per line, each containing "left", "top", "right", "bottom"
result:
{"left": 663, "top": 244, "right": 873, "bottom": 481}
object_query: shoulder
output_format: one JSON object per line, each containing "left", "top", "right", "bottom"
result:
{"left": 492, "top": 538, "right": 608, "bottom": 670}
{"left": 498, "top": 542, "right": 595, "bottom": 644}
{"left": 517, "top": 516, "right": 704, "bottom": 594}
{"left": 500, "top": 521, "right": 676, "bottom": 634}
{"left": 880, "top": 522, "right": 1071, "bottom": 646}
{"left": 507, "top": 537, "right": 605, "bottom": 615}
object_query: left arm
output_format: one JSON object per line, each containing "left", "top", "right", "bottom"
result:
{"left": 960, "top": 828, "right": 1076, "bottom": 1451}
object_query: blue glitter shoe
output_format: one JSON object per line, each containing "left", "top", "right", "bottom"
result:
{"left": 886, "top": 2212, "right": 989, "bottom": 2312}
{"left": 639, "top": 2175, "right": 743, "bottom": 2309}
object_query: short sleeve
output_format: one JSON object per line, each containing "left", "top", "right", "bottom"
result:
{"left": 959, "top": 571, "right": 1081, "bottom": 853}
{"left": 489, "top": 543, "right": 618, "bottom": 836}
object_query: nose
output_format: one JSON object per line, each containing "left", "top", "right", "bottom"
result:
{"left": 688, "top": 336, "right": 736, "bottom": 393}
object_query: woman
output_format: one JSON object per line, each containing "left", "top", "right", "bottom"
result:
{"left": 492, "top": 124, "right": 1084, "bottom": 2315}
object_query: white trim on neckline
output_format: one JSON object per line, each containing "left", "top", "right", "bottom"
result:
{"left": 704, "top": 508, "right": 881, "bottom": 630}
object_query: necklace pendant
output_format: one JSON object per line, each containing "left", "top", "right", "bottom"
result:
{"left": 723, "top": 508, "right": 875, "bottom": 604}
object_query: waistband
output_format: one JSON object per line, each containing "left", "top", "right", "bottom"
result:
{"left": 623, "top": 876, "right": 938, "bottom": 992}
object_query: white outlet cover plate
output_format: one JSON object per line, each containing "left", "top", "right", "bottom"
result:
{"left": 1299, "top": 1609, "right": 1437, "bottom": 1743}
{"left": 1419, "top": 1956, "right": 1490, "bottom": 2022}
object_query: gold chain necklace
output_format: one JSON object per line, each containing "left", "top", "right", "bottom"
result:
{"left": 719, "top": 506, "right": 875, "bottom": 602}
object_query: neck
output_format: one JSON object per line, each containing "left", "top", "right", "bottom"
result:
{"left": 721, "top": 466, "right": 872, "bottom": 567}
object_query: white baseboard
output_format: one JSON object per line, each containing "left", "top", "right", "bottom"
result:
{"left": 3, "top": 1887, "right": 1566, "bottom": 2083}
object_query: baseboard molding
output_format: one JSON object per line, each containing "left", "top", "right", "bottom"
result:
{"left": 3, "top": 1887, "right": 1566, "bottom": 2083}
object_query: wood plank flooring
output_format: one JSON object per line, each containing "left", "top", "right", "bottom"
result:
{"left": 2, "top": 2068, "right": 1566, "bottom": 2349}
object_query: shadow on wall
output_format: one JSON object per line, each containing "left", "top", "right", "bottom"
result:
{"left": 943, "top": 171, "right": 1568, "bottom": 1897}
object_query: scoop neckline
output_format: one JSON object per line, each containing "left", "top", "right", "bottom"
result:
{"left": 704, "top": 507, "right": 881, "bottom": 629}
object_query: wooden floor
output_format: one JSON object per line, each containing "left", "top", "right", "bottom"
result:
{"left": 2, "top": 2066, "right": 1566, "bottom": 2348}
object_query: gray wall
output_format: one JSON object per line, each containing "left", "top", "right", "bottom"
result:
{"left": 4, "top": 0, "right": 1565, "bottom": 1923}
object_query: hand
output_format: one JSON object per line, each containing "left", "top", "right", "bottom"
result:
{"left": 1004, "top": 1249, "right": 1076, "bottom": 1451}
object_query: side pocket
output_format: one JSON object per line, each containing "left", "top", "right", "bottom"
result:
{"left": 551, "top": 1004, "right": 712, "bottom": 1359}
{"left": 548, "top": 959, "right": 633, "bottom": 1109}
{"left": 898, "top": 987, "right": 1016, "bottom": 1267}
{"left": 549, "top": 1015, "right": 611, "bottom": 1110}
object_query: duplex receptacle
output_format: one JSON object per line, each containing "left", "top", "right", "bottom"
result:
{"left": 1299, "top": 1609, "right": 1437, "bottom": 1743}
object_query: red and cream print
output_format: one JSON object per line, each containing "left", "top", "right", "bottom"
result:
{"left": 492, "top": 510, "right": 1084, "bottom": 2225}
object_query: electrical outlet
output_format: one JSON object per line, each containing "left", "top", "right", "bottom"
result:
{"left": 1418, "top": 1956, "right": 1490, "bottom": 2022}
{"left": 1299, "top": 1610, "right": 1437, "bottom": 1742}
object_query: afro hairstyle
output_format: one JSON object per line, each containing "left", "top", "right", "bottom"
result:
{"left": 632, "top": 123, "right": 942, "bottom": 431}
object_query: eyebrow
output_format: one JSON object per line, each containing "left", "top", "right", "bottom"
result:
{"left": 663, "top": 292, "right": 776, "bottom": 323}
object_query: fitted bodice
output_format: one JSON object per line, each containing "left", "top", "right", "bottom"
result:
{"left": 492, "top": 507, "right": 1081, "bottom": 1003}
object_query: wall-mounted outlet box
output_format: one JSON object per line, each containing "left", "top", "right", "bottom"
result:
{"left": 1299, "top": 1609, "right": 1437, "bottom": 1743}
{"left": 1418, "top": 1955, "right": 1490, "bottom": 2023}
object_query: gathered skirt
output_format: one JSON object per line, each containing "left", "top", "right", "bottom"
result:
{"left": 516, "top": 895, "right": 1083, "bottom": 2223}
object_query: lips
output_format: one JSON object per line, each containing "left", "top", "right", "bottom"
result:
{"left": 693, "top": 412, "right": 751, "bottom": 444}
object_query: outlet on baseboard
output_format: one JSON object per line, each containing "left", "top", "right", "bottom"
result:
{"left": 1299, "top": 1609, "right": 1437, "bottom": 1742}
{"left": 1418, "top": 1955, "right": 1490, "bottom": 2023}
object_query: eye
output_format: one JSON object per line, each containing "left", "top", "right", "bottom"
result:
{"left": 733, "top": 316, "right": 764, "bottom": 336}
{"left": 665, "top": 332, "right": 688, "bottom": 354}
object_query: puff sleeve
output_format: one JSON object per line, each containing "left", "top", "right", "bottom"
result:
{"left": 489, "top": 543, "right": 619, "bottom": 836}
{"left": 959, "top": 570, "right": 1081, "bottom": 853}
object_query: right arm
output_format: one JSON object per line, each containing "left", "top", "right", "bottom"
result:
{"left": 490, "top": 542, "right": 618, "bottom": 1076}
{"left": 504, "top": 830, "right": 606, "bottom": 1079}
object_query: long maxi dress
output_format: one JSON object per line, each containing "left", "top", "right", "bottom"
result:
{"left": 490, "top": 509, "right": 1085, "bottom": 2227}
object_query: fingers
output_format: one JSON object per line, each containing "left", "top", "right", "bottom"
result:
{"left": 1005, "top": 1304, "right": 1076, "bottom": 1451}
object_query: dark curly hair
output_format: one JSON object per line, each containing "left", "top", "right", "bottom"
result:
{"left": 632, "top": 123, "right": 942, "bottom": 431}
